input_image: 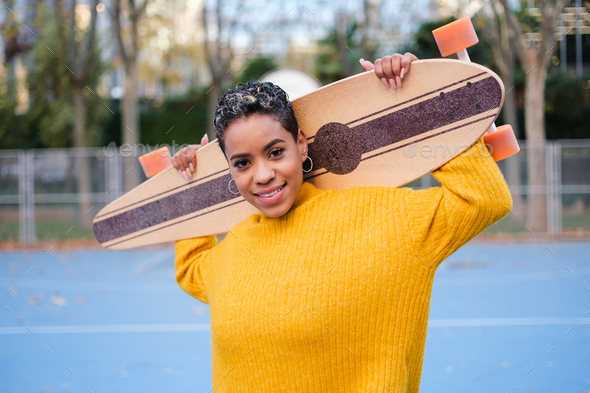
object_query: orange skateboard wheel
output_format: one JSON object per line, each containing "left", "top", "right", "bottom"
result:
{"left": 139, "top": 146, "right": 173, "bottom": 178}
{"left": 483, "top": 124, "right": 520, "bottom": 162}
{"left": 432, "top": 17, "right": 479, "bottom": 57}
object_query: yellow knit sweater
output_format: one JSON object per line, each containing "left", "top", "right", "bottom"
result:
{"left": 175, "top": 137, "right": 513, "bottom": 392}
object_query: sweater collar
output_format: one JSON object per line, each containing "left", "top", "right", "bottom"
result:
{"left": 258, "top": 181, "right": 326, "bottom": 222}
{"left": 290, "top": 181, "right": 325, "bottom": 210}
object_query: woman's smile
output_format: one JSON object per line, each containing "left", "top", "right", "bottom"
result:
{"left": 253, "top": 182, "right": 287, "bottom": 204}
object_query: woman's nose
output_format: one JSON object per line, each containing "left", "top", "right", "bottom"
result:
{"left": 253, "top": 162, "right": 275, "bottom": 184}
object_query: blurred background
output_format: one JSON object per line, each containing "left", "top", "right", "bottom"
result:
{"left": 0, "top": 0, "right": 588, "bottom": 243}
{"left": 1, "top": 0, "right": 590, "bottom": 392}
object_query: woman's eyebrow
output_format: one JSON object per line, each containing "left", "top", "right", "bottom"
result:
{"left": 230, "top": 138, "right": 285, "bottom": 160}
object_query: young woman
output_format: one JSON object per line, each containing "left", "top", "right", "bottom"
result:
{"left": 171, "top": 53, "right": 512, "bottom": 392}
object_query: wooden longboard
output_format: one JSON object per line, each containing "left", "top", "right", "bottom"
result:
{"left": 93, "top": 59, "right": 504, "bottom": 249}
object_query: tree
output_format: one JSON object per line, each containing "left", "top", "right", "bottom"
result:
{"left": 1, "top": 0, "right": 40, "bottom": 110}
{"left": 316, "top": 1, "right": 383, "bottom": 85}
{"left": 358, "top": 0, "right": 381, "bottom": 63}
{"left": 498, "top": 0, "right": 567, "bottom": 232}
{"left": 483, "top": 1, "right": 526, "bottom": 223}
{"left": 54, "top": 0, "right": 103, "bottom": 226}
{"left": 109, "top": 0, "right": 149, "bottom": 192}
{"left": 0, "top": 0, "right": 26, "bottom": 147}
{"left": 25, "top": 15, "right": 107, "bottom": 148}
{"left": 315, "top": 21, "right": 362, "bottom": 85}
{"left": 201, "top": 0, "right": 243, "bottom": 141}
{"left": 233, "top": 56, "right": 277, "bottom": 84}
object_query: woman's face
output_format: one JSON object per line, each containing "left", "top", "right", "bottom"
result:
{"left": 223, "top": 114, "right": 308, "bottom": 218}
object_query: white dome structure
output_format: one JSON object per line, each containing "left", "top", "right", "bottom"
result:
{"left": 259, "top": 68, "right": 321, "bottom": 101}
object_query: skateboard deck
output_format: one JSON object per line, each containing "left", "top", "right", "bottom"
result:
{"left": 93, "top": 59, "right": 504, "bottom": 249}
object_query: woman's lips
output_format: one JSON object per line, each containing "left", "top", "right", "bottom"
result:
{"left": 254, "top": 183, "right": 286, "bottom": 205}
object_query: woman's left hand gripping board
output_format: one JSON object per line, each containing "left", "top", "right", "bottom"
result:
{"left": 359, "top": 52, "right": 419, "bottom": 90}
{"left": 171, "top": 134, "right": 209, "bottom": 180}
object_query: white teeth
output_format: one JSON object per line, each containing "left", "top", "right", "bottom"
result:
{"left": 258, "top": 185, "right": 283, "bottom": 198}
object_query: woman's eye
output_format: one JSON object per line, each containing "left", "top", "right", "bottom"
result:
{"left": 270, "top": 148, "right": 284, "bottom": 157}
{"left": 235, "top": 160, "right": 248, "bottom": 168}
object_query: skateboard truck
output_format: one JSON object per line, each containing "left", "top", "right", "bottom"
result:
{"left": 433, "top": 17, "right": 520, "bottom": 161}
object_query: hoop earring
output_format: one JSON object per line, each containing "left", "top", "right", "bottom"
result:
{"left": 302, "top": 156, "right": 313, "bottom": 173}
{"left": 228, "top": 178, "right": 240, "bottom": 195}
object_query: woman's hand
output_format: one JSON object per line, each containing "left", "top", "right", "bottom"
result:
{"left": 172, "top": 134, "right": 209, "bottom": 180}
{"left": 359, "top": 52, "right": 419, "bottom": 89}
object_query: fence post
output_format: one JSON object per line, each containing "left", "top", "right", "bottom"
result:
{"left": 105, "top": 150, "right": 114, "bottom": 204}
{"left": 548, "top": 141, "right": 556, "bottom": 236}
{"left": 555, "top": 141, "right": 562, "bottom": 235}
{"left": 115, "top": 152, "right": 123, "bottom": 199}
{"left": 104, "top": 151, "right": 123, "bottom": 203}
{"left": 422, "top": 173, "right": 432, "bottom": 189}
{"left": 18, "top": 150, "right": 26, "bottom": 245}
{"left": 545, "top": 141, "right": 563, "bottom": 237}
{"left": 25, "top": 150, "right": 36, "bottom": 244}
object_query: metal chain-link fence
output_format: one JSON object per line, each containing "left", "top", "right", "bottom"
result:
{"left": 0, "top": 148, "right": 127, "bottom": 244}
{"left": 1, "top": 140, "right": 589, "bottom": 245}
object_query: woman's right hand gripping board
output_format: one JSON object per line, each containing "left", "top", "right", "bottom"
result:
{"left": 172, "top": 134, "right": 209, "bottom": 180}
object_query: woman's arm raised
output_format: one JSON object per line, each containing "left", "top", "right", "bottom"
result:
{"left": 175, "top": 235, "right": 218, "bottom": 304}
{"left": 172, "top": 133, "right": 218, "bottom": 303}
{"left": 402, "top": 137, "right": 513, "bottom": 270}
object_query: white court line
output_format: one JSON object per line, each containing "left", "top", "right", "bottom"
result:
{"left": 434, "top": 266, "right": 590, "bottom": 287}
{"left": 0, "top": 318, "right": 588, "bottom": 334}
{"left": 5, "top": 266, "right": 588, "bottom": 291}
{"left": 0, "top": 278, "right": 178, "bottom": 292}
{"left": 0, "top": 323, "right": 210, "bottom": 334}
{"left": 131, "top": 250, "right": 174, "bottom": 276}
{"left": 0, "top": 251, "right": 176, "bottom": 291}
{"left": 428, "top": 317, "right": 590, "bottom": 328}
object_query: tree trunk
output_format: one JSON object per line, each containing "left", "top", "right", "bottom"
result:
{"left": 336, "top": 13, "right": 353, "bottom": 77}
{"left": 6, "top": 59, "right": 16, "bottom": 101}
{"left": 122, "top": 62, "right": 140, "bottom": 192}
{"left": 500, "top": 56, "right": 526, "bottom": 223}
{"left": 524, "top": 64, "right": 548, "bottom": 233}
{"left": 207, "top": 78, "right": 222, "bottom": 142}
{"left": 73, "top": 84, "right": 92, "bottom": 227}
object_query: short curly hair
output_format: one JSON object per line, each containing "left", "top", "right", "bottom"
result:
{"left": 213, "top": 81, "right": 299, "bottom": 155}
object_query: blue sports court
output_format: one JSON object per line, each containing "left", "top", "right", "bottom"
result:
{"left": 1, "top": 242, "right": 589, "bottom": 392}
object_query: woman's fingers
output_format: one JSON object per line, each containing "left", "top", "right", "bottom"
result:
{"left": 359, "top": 58, "right": 374, "bottom": 71}
{"left": 193, "top": 134, "right": 209, "bottom": 173}
{"left": 172, "top": 144, "right": 200, "bottom": 180}
{"left": 373, "top": 59, "right": 389, "bottom": 88}
{"left": 381, "top": 55, "right": 397, "bottom": 89}
{"left": 400, "top": 52, "right": 419, "bottom": 79}
{"left": 373, "top": 54, "right": 404, "bottom": 89}
{"left": 182, "top": 146, "right": 197, "bottom": 178}
{"left": 390, "top": 54, "right": 403, "bottom": 88}
{"left": 370, "top": 52, "right": 419, "bottom": 88}
{"left": 171, "top": 154, "right": 188, "bottom": 180}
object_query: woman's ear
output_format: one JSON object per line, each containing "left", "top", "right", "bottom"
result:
{"left": 297, "top": 128, "right": 308, "bottom": 158}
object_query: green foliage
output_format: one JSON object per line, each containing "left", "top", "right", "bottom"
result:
{"left": 400, "top": 17, "right": 456, "bottom": 60}
{"left": 233, "top": 56, "right": 278, "bottom": 84}
{"left": 24, "top": 22, "right": 74, "bottom": 148}
{"left": 103, "top": 58, "right": 280, "bottom": 149}
{"left": 0, "top": 73, "right": 28, "bottom": 148}
{"left": 515, "top": 0, "right": 541, "bottom": 35}
{"left": 3, "top": 11, "right": 588, "bottom": 152}
{"left": 545, "top": 71, "right": 590, "bottom": 139}
{"left": 138, "top": 87, "right": 210, "bottom": 149}
{"left": 314, "top": 21, "right": 370, "bottom": 85}
{"left": 0, "top": 7, "right": 109, "bottom": 149}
